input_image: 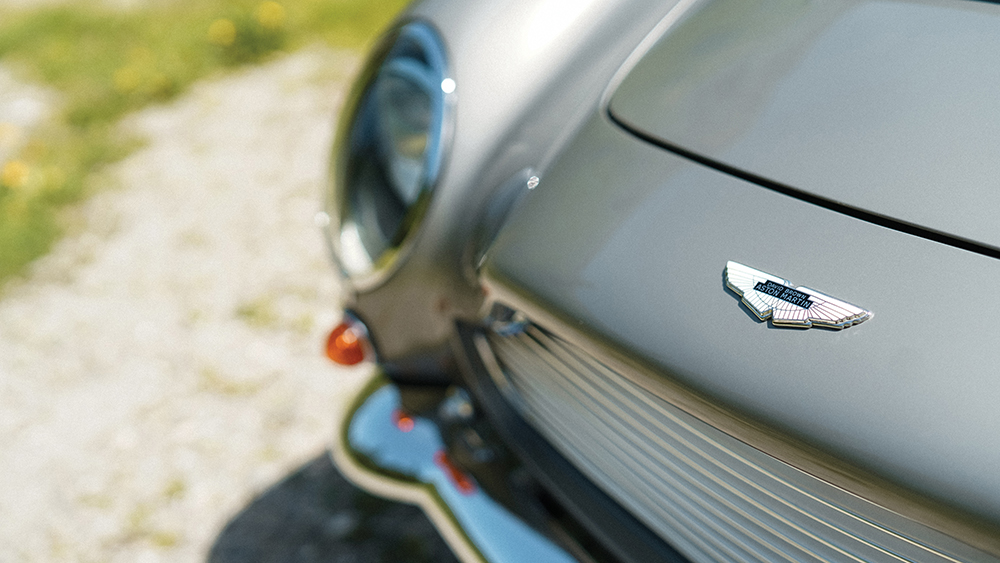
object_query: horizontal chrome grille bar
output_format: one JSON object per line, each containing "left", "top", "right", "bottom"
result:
{"left": 484, "top": 326, "right": 993, "bottom": 563}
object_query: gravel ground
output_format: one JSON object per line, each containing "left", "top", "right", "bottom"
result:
{"left": 0, "top": 48, "right": 444, "bottom": 562}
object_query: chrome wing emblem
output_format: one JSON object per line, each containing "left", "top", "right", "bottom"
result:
{"left": 724, "top": 261, "right": 872, "bottom": 329}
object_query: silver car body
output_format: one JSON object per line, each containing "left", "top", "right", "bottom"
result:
{"left": 326, "top": 0, "right": 1000, "bottom": 561}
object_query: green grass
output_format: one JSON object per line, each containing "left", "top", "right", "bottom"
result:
{"left": 0, "top": 0, "right": 408, "bottom": 285}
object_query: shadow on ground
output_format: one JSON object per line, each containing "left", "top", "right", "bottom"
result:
{"left": 208, "top": 453, "right": 459, "bottom": 563}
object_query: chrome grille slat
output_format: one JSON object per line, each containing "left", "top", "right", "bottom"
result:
{"left": 498, "top": 343, "right": 761, "bottom": 562}
{"left": 531, "top": 330, "right": 917, "bottom": 563}
{"left": 536, "top": 331, "right": 954, "bottom": 561}
{"left": 503, "top": 333, "right": 867, "bottom": 563}
{"left": 484, "top": 326, "right": 984, "bottom": 563}
{"left": 526, "top": 332, "right": 860, "bottom": 554}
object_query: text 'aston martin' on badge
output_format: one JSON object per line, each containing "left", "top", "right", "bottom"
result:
{"left": 725, "top": 261, "right": 872, "bottom": 329}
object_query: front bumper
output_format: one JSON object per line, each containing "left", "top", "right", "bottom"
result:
{"left": 331, "top": 314, "right": 1000, "bottom": 563}
{"left": 330, "top": 374, "right": 584, "bottom": 563}
{"left": 329, "top": 336, "right": 688, "bottom": 563}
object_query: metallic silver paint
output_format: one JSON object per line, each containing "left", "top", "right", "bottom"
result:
{"left": 340, "top": 0, "right": 683, "bottom": 377}
{"left": 482, "top": 112, "right": 1000, "bottom": 546}
{"left": 329, "top": 0, "right": 1000, "bottom": 558}
{"left": 610, "top": 0, "right": 1000, "bottom": 251}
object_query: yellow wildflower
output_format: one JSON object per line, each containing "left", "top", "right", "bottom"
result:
{"left": 1, "top": 160, "right": 29, "bottom": 188}
{"left": 113, "top": 66, "right": 142, "bottom": 93}
{"left": 208, "top": 19, "right": 237, "bottom": 46}
{"left": 256, "top": 2, "right": 286, "bottom": 29}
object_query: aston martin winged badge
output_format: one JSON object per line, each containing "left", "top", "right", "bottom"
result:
{"left": 724, "top": 261, "right": 872, "bottom": 329}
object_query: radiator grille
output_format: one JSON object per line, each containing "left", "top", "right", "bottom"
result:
{"left": 484, "top": 326, "right": 990, "bottom": 563}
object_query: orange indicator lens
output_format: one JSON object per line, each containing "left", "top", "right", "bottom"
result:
{"left": 393, "top": 409, "right": 415, "bottom": 433}
{"left": 325, "top": 321, "right": 367, "bottom": 365}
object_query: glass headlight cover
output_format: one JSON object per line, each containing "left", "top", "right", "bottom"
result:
{"left": 329, "top": 22, "right": 452, "bottom": 287}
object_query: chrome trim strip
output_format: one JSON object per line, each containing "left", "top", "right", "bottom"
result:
{"left": 330, "top": 373, "right": 578, "bottom": 563}
{"left": 515, "top": 331, "right": 884, "bottom": 561}
{"left": 326, "top": 19, "right": 456, "bottom": 292}
{"left": 487, "top": 327, "right": 989, "bottom": 562}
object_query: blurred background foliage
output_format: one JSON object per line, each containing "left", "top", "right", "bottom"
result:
{"left": 0, "top": 0, "right": 408, "bottom": 286}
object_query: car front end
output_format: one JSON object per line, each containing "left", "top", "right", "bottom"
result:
{"left": 321, "top": 1, "right": 1000, "bottom": 562}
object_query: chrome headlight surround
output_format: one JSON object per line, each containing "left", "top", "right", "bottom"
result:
{"left": 326, "top": 21, "right": 454, "bottom": 290}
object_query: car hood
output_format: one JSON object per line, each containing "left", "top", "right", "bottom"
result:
{"left": 482, "top": 109, "right": 1000, "bottom": 549}
{"left": 609, "top": 0, "right": 1000, "bottom": 251}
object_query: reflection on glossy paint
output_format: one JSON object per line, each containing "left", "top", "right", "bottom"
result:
{"left": 434, "top": 451, "right": 477, "bottom": 496}
{"left": 347, "top": 385, "right": 577, "bottom": 563}
{"left": 610, "top": 0, "right": 1000, "bottom": 250}
{"left": 522, "top": 0, "right": 603, "bottom": 56}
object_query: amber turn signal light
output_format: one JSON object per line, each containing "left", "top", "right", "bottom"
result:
{"left": 392, "top": 409, "right": 415, "bottom": 433}
{"left": 325, "top": 320, "right": 367, "bottom": 365}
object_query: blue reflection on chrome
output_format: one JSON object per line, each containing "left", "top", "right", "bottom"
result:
{"left": 348, "top": 385, "right": 576, "bottom": 563}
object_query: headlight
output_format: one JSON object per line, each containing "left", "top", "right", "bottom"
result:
{"left": 327, "top": 22, "right": 453, "bottom": 288}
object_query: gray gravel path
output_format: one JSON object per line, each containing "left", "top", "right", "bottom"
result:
{"left": 0, "top": 48, "right": 378, "bottom": 563}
